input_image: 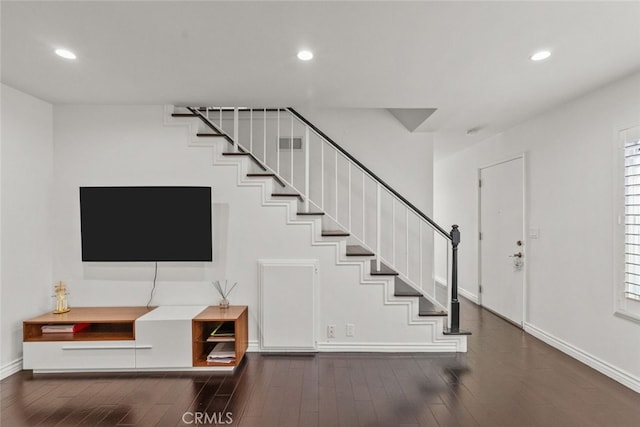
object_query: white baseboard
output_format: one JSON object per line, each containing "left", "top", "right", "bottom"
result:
{"left": 317, "top": 340, "right": 465, "bottom": 353}
{"left": 459, "top": 287, "right": 479, "bottom": 304}
{"left": 248, "top": 339, "right": 466, "bottom": 353}
{"left": 524, "top": 322, "right": 640, "bottom": 393}
{"left": 1, "top": 358, "right": 23, "bottom": 380}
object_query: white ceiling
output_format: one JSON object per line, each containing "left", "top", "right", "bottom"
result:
{"left": 2, "top": 1, "right": 640, "bottom": 158}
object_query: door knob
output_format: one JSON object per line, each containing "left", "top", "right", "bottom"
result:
{"left": 510, "top": 252, "right": 523, "bottom": 258}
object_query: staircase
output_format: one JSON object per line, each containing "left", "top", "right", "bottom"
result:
{"left": 166, "top": 105, "right": 469, "bottom": 351}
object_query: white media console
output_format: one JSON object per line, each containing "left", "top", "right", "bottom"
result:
{"left": 22, "top": 305, "right": 248, "bottom": 373}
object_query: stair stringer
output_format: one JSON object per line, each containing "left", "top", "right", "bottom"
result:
{"left": 164, "top": 105, "right": 466, "bottom": 351}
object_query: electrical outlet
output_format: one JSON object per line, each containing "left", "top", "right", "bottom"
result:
{"left": 327, "top": 324, "right": 336, "bottom": 339}
{"left": 346, "top": 323, "right": 355, "bottom": 337}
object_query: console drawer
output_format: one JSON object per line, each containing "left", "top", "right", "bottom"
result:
{"left": 23, "top": 341, "right": 136, "bottom": 370}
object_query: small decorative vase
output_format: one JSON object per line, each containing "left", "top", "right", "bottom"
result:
{"left": 219, "top": 298, "right": 230, "bottom": 309}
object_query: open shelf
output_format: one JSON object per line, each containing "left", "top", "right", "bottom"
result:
{"left": 23, "top": 326, "right": 135, "bottom": 342}
{"left": 192, "top": 306, "right": 248, "bottom": 368}
{"left": 23, "top": 307, "right": 150, "bottom": 342}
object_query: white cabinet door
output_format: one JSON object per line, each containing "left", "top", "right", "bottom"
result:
{"left": 23, "top": 341, "right": 136, "bottom": 370}
{"left": 135, "top": 319, "right": 193, "bottom": 368}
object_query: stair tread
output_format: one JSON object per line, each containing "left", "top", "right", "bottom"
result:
{"left": 246, "top": 172, "right": 285, "bottom": 187}
{"left": 272, "top": 193, "right": 301, "bottom": 197}
{"left": 172, "top": 113, "right": 198, "bottom": 117}
{"left": 297, "top": 212, "right": 326, "bottom": 216}
{"left": 222, "top": 152, "right": 250, "bottom": 156}
{"left": 418, "top": 297, "right": 447, "bottom": 317}
{"left": 346, "top": 245, "right": 374, "bottom": 257}
{"left": 370, "top": 260, "right": 398, "bottom": 276}
{"left": 394, "top": 277, "right": 422, "bottom": 296}
{"left": 197, "top": 133, "right": 226, "bottom": 137}
{"left": 322, "top": 230, "right": 350, "bottom": 237}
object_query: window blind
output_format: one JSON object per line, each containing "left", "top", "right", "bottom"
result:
{"left": 624, "top": 133, "right": 640, "bottom": 301}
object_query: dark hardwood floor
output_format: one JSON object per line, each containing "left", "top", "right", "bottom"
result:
{"left": 2, "top": 300, "right": 639, "bottom": 426}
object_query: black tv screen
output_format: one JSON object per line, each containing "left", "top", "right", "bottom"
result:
{"left": 80, "top": 186, "right": 212, "bottom": 262}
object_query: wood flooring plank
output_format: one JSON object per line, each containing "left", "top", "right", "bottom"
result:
{"left": 354, "top": 400, "right": 377, "bottom": 426}
{"left": 298, "top": 410, "right": 319, "bottom": 427}
{"left": 317, "top": 385, "right": 339, "bottom": 427}
{"left": 130, "top": 403, "right": 172, "bottom": 427}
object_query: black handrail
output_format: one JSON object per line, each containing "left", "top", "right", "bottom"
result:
{"left": 287, "top": 107, "right": 451, "bottom": 240}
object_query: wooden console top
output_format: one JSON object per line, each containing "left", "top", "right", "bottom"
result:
{"left": 194, "top": 305, "right": 247, "bottom": 321}
{"left": 23, "top": 306, "right": 152, "bottom": 324}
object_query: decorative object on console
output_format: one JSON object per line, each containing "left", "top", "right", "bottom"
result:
{"left": 212, "top": 280, "right": 237, "bottom": 309}
{"left": 52, "top": 281, "right": 70, "bottom": 314}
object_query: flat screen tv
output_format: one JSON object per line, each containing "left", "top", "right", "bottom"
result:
{"left": 80, "top": 186, "right": 212, "bottom": 262}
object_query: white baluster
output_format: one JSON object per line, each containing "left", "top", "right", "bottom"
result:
{"left": 406, "top": 208, "right": 410, "bottom": 277}
{"left": 304, "top": 126, "right": 310, "bottom": 212}
{"left": 250, "top": 109, "right": 253, "bottom": 153}
{"left": 348, "top": 162, "right": 352, "bottom": 233}
{"left": 362, "top": 173, "right": 366, "bottom": 244}
{"left": 291, "top": 113, "right": 294, "bottom": 185}
{"left": 321, "top": 143, "right": 324, "bottom": 210}
{"left": 376, "top": 183, "right": 381, "bottom": 271}
{"left": 335, "top": 150, "right": 338, "bottom": 220}
{"left": 392, "top": 199, "right": 396, "bottom": 266}
{"left": 277, "top": 109, "right": 280, "bottom": 175}
{"left": 263, "top": 108, "right": 267, "bottom": 164}
{"left": 419, "top": 221, "right": 423, "bottom": 292}
{"left": 233, "top": 108, "right": 238, "bottom": 152}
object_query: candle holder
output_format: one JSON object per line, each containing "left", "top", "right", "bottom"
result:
{"left": 52, "top": 281, "right": 70, "bottom": 314}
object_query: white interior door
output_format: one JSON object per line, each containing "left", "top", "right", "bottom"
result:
{"left": 480, "top": 157, "right": 525, "bottom": 325}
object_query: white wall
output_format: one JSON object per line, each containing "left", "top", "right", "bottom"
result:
{"left": 435, "top": 72, "right": 640, "bottom": 390}
{"left": 51, "top": 105, "right": 443, "bottom": 351}
{"left": 1, "top": 85, "right": 54, "bottom": 376}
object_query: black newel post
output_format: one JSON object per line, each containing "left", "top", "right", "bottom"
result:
{"left": 450, "top": 224, "right": 461, "bottom": 333}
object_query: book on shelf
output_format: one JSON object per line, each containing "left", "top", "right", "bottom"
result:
{"left": 206, "top": 335, "right": 235, "bottom": 342}
{"left": 41, "top": 323, "right": 90, "bottom": 334}
{"left": 206, "top": 342, "right": 235, "bottom": 363}
{"left": 207, "top": 322, "right": 235, "bottom": 341}
{"left": 207, "top": 357, "right": 235, "bottom": 364}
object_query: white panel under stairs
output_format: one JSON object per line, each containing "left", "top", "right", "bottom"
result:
{"left": 259, "top": 260, "right": 318, "bottom": 351}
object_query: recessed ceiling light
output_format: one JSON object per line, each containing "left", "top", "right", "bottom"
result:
{"left": 530, "top": 50, "right": 551, "bottom": 61}
{"left": 55, "top": 48, "right": 76, "bottom": 60}
{"left": 297, "top": 50, "right": 313, "bottom": 61}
